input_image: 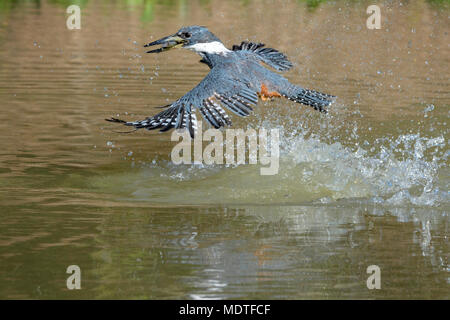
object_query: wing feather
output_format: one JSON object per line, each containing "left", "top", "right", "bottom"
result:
{"left": 232, "top": 41, "right": 293, "bottom": 71}
{"left": 106, "top": 66, "right": 259, "bottom": 138}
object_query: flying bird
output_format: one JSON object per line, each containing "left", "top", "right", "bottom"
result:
{"left": 106, "top": 26, "right": 335, "bottom": 138}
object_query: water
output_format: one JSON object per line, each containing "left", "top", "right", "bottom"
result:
{"left": 0, "top": 0, "right": 448, "bottom": 299}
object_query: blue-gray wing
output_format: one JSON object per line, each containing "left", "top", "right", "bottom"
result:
{"left": 106, "top": 67, "right": 259, "bottom": 138}
{"left": 232, "top": 41, "right": 293, "bottom": 71}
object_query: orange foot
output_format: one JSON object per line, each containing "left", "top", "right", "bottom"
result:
{"left": 259, "top": 84, "right": 282, "bottom": 101}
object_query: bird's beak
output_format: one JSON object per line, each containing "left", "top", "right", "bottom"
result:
{"left": 144, "top": 34, "right": 186, "bottom": 53}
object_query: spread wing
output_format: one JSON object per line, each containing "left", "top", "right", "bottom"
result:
{"left": 232, "top": 41, "right": 293, "bottom": 72}
{"left": 106, "top": 67, "right": 258, "bottom": 138}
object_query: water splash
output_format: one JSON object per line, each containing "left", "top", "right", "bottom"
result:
{"left": 98, "top": 103, "right": 448, "bottom": 207}
{"left": 279, "top": 130, "right": 446, "bottom": 206}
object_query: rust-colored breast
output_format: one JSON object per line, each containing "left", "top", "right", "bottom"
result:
{"left": 258, "top": 84, "right": 282, "bottom": 101}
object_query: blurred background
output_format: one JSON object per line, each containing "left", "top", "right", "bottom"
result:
{"left": 0, "top": 0, "right": 448, "bottom": 299}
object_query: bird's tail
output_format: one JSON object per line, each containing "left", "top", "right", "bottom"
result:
{"left": 280, "top": 84, "right": 335, "bottom": 113}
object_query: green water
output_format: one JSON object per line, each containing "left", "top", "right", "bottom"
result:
{"left": 0, "top": 0, "right": 448, "bottom": 299}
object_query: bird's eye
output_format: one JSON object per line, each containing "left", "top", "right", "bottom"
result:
{"left": 182, "top": 32, "right": 191, "bottom": 39}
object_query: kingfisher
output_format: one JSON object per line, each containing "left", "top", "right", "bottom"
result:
{"left": 107, "top": 26, "right": 335, "bottom": 138}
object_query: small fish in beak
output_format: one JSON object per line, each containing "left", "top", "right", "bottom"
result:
{"left": 144, "top": 35, "right": 186, "bottom": 53}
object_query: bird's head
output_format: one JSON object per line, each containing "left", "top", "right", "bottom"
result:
{"left": 144, "top": 26, "right": 229, "bottom": 55}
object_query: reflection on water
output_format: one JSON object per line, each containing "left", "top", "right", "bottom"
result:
{"left": 0, "top": 0, "right": 448, "bottom": 299}
{"left": 0, "top": 204, "right": 447, "bottom": 299}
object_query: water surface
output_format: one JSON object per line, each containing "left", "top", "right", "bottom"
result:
{"left": 0, "top": 0, "right": 448, "bottom": 299}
